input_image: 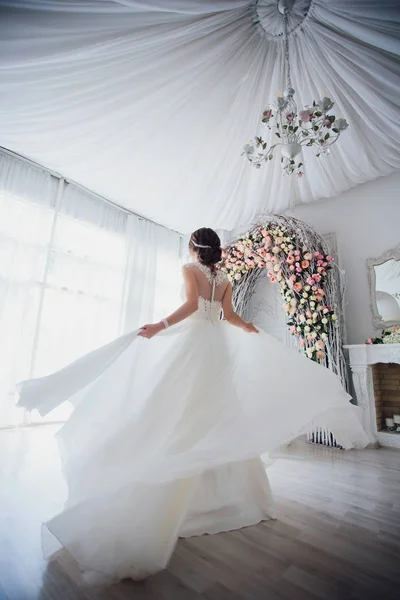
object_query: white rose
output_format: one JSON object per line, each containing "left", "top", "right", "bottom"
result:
{"left": 322, "top": 317, "right": 328, "bottom": 325}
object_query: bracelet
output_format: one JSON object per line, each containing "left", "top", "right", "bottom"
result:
{"left": 161, "top": 318, "right": 169, "bottom": 329}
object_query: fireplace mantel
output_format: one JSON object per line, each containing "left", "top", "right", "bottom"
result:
{"left": 345, "top": 344, "right": 400, "bottom": 448}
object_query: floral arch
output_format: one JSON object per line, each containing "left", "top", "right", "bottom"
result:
{"left": 220, "top": 214, "right": 348, "bottom": 389}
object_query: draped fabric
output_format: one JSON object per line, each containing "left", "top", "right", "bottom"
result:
{"left": 0, "top": 0, "right": 399, "bottom": 233}
{"left": 0, "top": 151, "right": 182, "bottom": 428}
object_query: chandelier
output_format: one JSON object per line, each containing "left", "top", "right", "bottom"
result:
{"left": 243, "top": 0, "right": 348, "bottom": 176}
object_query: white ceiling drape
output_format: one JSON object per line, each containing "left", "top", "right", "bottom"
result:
{"left": 0, "top": 0, "right": 399, "bottom": 233}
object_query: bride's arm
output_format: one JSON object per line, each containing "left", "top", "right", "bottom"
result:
{"left": 222, "top": 283, "right": 258, "bottom": 333}
{"left": 139, "top": 267, "right": 198, "bottom": 339}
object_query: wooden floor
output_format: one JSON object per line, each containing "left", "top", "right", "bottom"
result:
{"left": 1, "top": 427, "right": 400, "bottom": 600}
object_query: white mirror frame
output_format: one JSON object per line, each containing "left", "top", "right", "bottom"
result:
{"left": 367, "top": 246, "right": 400, "bottom": 329}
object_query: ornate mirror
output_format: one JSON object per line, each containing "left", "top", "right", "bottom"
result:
{"left": 367, "top": 247, "right": 400, "bottom": 328}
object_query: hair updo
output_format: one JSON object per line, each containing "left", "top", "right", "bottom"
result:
{"left": 189, "top": 228, "right": 222, "bottom": 271}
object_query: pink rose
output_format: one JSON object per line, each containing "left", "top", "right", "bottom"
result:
{"left": 263, "top": 109, "right": 272, "bottom": 120}
{"left": 317, "top": 260, "right": 323, "bottom": 267}
{"left": 315, "top": 340, "right": 325, "bottom": 350}
{"left": 366, "top": 337, "right": 373, "bottom": 345}
{"left": 289, "top": 275, "right": 297, "bottom": 283}
{"left": 265, "top": 252, "right": 272, "bottom": 261}
{"left": 299, "top": 109, "right": 312, "bottom": 123}
{"left": 302, "top": 260, "right": 310, "bottom": 269}
{"left": 322, "top": 262, "right": 328, "bottom": 267}
{"left": 270, "top": 276, "right": 277, "bottom": 284}
{"left": 327, "top": 256, "right": 334, "bottom": 262}
{"left": 316, "top": 350, "right": 325, "bottom": 360}
{"left": 289, "top": 264, "right": 295, "bottom": 271}
{"left": 307, "top": 277, "right": 314, "bottom": 285}
{"left": 234, "top": 273, "right": 242, "bottom": 281}
{"left": 289, "top": 325, "right": 296, "bottom": 333}
{"left": 295, "top": 250, "right": 301, "bottom": 256}
{"left": 299, "top": 338, "right": 305, "bottom": 348}
{"left": 286, "top": 112, "right": 295, "bottom": 124}
{"left": 272, "top": 246, "right": 280, "bottom": 254}
{"left": 271, "top": 256, "right": 278, "bottom": 264}
{"left": 312, "top": 285, "right": 318, "bottom": 291}
{"left": 287, "top": 256, "right": 295, "bottom": 265}
{"left": 296, "top": 268, "right": 303, "bottom": 273}
{"left": 293, "top": 282, "right": 303, "bottom": 292}
{"left": 264, "top": 236, "right": 272, "bottom": 247}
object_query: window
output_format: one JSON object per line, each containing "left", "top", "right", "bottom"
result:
{"left": 0, "top": 152, "right": 182, "bottom": 428}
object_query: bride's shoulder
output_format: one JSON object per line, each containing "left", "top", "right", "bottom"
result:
{"left": 182, "top": 263, "right": 228, "bottom": 285}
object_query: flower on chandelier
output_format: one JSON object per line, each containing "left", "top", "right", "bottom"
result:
{"left": 243, "top": 90, "right": 349, "bottom": 177}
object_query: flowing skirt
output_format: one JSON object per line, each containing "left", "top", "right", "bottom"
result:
{"left": 18, "top": 320, "right": 369, "bottom": 583}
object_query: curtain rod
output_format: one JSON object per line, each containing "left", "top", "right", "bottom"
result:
{"left": 0, "top": 146, "right": 182, "bottom": 236}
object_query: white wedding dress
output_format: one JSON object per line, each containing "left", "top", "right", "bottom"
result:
{"left": 18, "top": 263, "right": 369, "bottom": 584}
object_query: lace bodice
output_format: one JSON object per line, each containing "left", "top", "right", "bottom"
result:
{"left": 185, "top": 262, "right": 227, "bottom": 286}
{"left": 184, "top": 263, "right": 228, "bottom": 323}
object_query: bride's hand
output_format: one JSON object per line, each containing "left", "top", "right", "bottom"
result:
{"left": 138, "top": 322, "right": 164, "bottom": 339}
{"left": 243, "top": 322, "right": 259, "bottom": 334}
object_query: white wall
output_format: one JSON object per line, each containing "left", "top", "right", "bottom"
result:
{"left": 291, "top": 173, "right": 400, "bottom": 344}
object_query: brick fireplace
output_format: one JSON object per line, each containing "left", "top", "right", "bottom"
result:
{"left": 345, "top": 343, "right": 400, "bottom": 448}
{"left": 372, "top": 363, "right": 400, "bottom": 431}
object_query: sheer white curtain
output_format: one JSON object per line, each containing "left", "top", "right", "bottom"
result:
{"left": 0, "top": 151, "right": 182, "bottom": 428}
{"left": 123, "top": 216, "right": 182, "bottom": 333}
{"left": 0, "top": 154, "right": 58, "bottom": 426}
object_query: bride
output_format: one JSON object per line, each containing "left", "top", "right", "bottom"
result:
{"left": 18, "top": 227, "right": 369, "bottom": 584}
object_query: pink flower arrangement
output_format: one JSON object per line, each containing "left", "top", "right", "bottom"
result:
{"left": 220, "top": 223, "right": 337, "bottom": 363}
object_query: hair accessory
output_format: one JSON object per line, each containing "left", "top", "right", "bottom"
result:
{"left": 161, "top": 318, "right": 169, "bottom": 329}
{"left": 192, "top": 242, "right": 212, "bottom": 249}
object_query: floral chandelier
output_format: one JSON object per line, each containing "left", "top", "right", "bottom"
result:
{"left": 243, "top": 0, "right": 349, "bottom": 176}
